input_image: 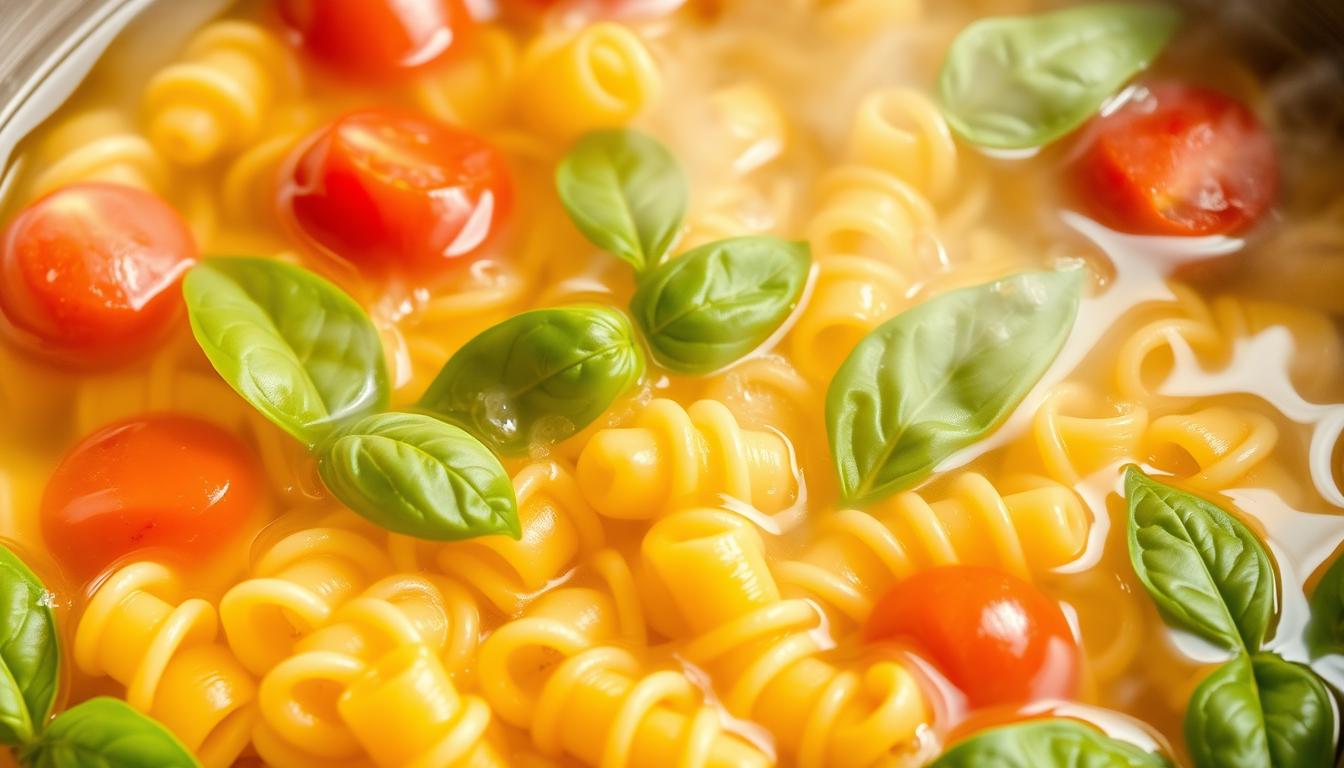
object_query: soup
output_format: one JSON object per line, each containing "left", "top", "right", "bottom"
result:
{"left": 0, "top": 0, "right": 1341, "bottom": 766}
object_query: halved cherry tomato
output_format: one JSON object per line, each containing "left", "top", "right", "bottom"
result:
{"left": 0, "top": 183, "right": 196, "bottom": 364}
{"left": 41, "top": 415, "right": 260, "bottom": 580}
{"left": 279, "top": 109, "right": 513, "bottom": 276}
{"left": 864, "top": 565, "right": 1080, "bottom": 708}
{"left": 278, "top": 0, "right": 473, "bottom": 79}
{"left": 1074, "top": 82, "right": 1278, "bottom": 237}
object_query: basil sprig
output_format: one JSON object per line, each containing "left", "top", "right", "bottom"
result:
{"left": 1305, "top": 552, "right": 1344, "bottom": 659}
{"left": 1125, "top": 468, "right": 1337, "bottom": 768}
{"left": 419, "top": 306, "right": 644, "bottom": 454}
{"left": 0, "top": 545, "right": 200, "bottom": 767}
{"left": 827, "top": 269, "right": 1081, "bottom": 504}
{"left": 556, "top": 129, "right": 687, "bottom": 272}
{"left": 930, "top": 719, "right": 1170, "bottom": 767}
{"left": 631, "top": 237, "right": 809, "bottom": 374}
{"left": 938, "top": 2, "right": 1181, "bottom": 149}
{"left": 184, "top": 257, "right": 519, "bottom": 540}
{"left": 557, "top": 130, "right": 811, "bottom": 376}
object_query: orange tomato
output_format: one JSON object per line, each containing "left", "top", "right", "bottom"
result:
{"left": 279, "top": 109, "right": 513, "bottom": 277}
{"left": 0, "top": 183, "right": 196, "bottom": 365}
{"left": 277, "top": 0, "right": 473, "bottom": 79}
{"left": 864, "top": 565, "right": 1080, "bottom": 709}
{"left": 1074, "top": 82, "right": 1278, "bottom": 237}
{"left": 41, "top": 415, "right": 260, "bottom": 581}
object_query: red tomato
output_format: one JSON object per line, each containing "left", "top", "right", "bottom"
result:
{"left": 279, "top": 109, "right": 513, "bottom": 276}
{"left": 1074, "top": 82, "right": 1278, "bottom": 236}
{"left": 864, "top": 565, "right": 1080, "bottom": 708}
{"left": 41, "top": 415, "right": 260, "bottom": 580}
{"left": 0, "top": 183, "right": 196, "bottom": 364}
{"left": 278, "top": 0, "right": 473, "bottom": 79}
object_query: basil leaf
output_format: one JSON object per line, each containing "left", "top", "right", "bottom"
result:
{"left": 1185, "top": 653, "right": 1335, "bottom": 768}
{"left": 1306, "top": 553, "right": 1344, "bottom": 659}
{"left": 555, "top": 129, "right": 688, "bottom": 271}
{"left": 419, "top": 306, "right": 644, "bottom": 454}
{"left": 0, "top": 547, "right": 58, "bottom": 746}
{"left": 938, "top": 2, "right": 1181, "bottom": 149}
{"left": 931, "top": 718, "right": 1170, "bottom": 767}
{"left": 826, "top": 269, "right": 1080, "bottom": 504}
{"left": 1125, "top": 467, "right": 1275, "bottom": 653}
{"left": 318, "top": 412, "right": 519, "bottom": 540}
{"left": 23, "top": 698, "right": 199, "bottom": 768}
{"left": 183, "top": 257, "right": 389, "bottom": 447}
{"left": 631, "top": 237, "right": 810, "bottom": 375}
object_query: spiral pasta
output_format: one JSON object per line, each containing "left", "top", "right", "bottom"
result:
{"left": 143, "top": 21, "right": 299, "bottom": 166}
{"left": 414, "top": 25, "right": 520, "bottom": 129}
{"left": 774, "top": 473, "right": 1091, "bottom": 627}
{"left": 23, "top": 109, "right": 167, "bottom": 197}
{"left": 1145, "top": 406, "right": 1296, "bottom": 501}
{"left": 699, "top": 355, "right": 818, "bottom": 440}
{"left": 516, "top": 22, "right": 661, "bottom": 140}
{"left": 73, "top": 562, "right": 256, "bottom": 768}
{"left": 642, "top": 508, "right": 930, "bottom": 767}
{"left": 220, "top": 526, "right": 393, "bottom": 675}
{"left": 1002, "top": 383, "right": 1151, "bottom": 485}
{"left": 576, "top": 399, "right": 798, "bottom": 519}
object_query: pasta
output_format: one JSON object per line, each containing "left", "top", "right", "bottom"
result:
{"left": 775, "top": 473, "right": 1092, "bottom": 626}
{"left": 22, "top": 109, "right": 167, "bottom": 197}
{"left": 1145, "top": 406, "right": 1296, "bottom": 499}
{"left": 1001, "top": 383, "right": 1150, "bottom": 485}
{"left": 73, "top": 562, "right": 257, "bottom": 768}
{"left": 576, "top": 399, "right": 798, "bottom": 519}
{"left": 413, "top": 25, "right": 520, "bottom": 129}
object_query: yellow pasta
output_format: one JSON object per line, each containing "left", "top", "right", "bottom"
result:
{"left": 1002, "top": 383, "right": 1151, "bottom": 485}
{"left": 23, "top": 109, "right": 167, "bottom": 197}
{"left": 73, "top": 562, "right": 256, "bottom": 768}
{"left": 775, "top": 473, "right": 1091, "bottom": 626}
{"left": 142, "top": 21, "right": 299, "bottom": 166}
{"left": 516, "top": 23, "right": 661, "bottom": 140}
{"left": 576, "top": 398, "right": 798, "bottom": 519}
{"left": 812, "top": 0, "right": 922, "bottom": 36}
{"left": 1145, "top": 406, "right": 1295, "bottom": 499}
{"left": 641, "top": 508, "right": 930, "bottom": 767}
{"left": 413, "top": 25, "right": 520, "bottom": 129}
{"left": 698, "top": 354, "right": 819, "bottom": 440}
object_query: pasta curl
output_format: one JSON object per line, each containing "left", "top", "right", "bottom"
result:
{"left": 74, "top": 562, "right": 256, "bottom": 768}
{"left": 576, "top": 399, "right": 798, "bottom": 519}
{"left": 413, "top": 25, "right": 519, "bottom": 129}
{"left": 24, "top": 109, "right": 167, "bottom": 196}
{"left": 1002, "top": 383, "right": 1150, "bottom": 485}
{"left": 1145, "top": 406, "right": 1294, "bottom": 500}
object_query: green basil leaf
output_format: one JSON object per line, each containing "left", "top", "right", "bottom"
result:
{"left": 631, "top": 236, "right": 810, "bottom": 375}
{"left": 22, "top": 698, "right": 199, "bottom": 768}
{"left": 0, "top": 547, "right": 58, "bottom": 746}
{"left": 183, "top": 257, "right": 389, "bottom": 447}
{"left": 1185, "top": 652, "right": 1335, "bottom": 768}
{"left": 938, "top": 2, "right": 1181, "bottom": 149}
{"left": 419, "top": 306, "right": 644, "bottom": 454}
{"left": 1125, "top": 467, "right": 1276, "bottom": 653}
{"left": 826, "top": 269, "right": 1081, "bottom": 504}
{"left": 318, "top": 412, "right": 519, "bottom": 540}
{"left": 555, "top": 129, "right": 688, "bottom": 271}
{"left": 931, "top": 718, "right": 1170, "bottom": 767}
{"left": 1306, "top": 553, "right": 1344, "bottom": 659}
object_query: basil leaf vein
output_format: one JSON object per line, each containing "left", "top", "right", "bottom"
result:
{"left": 183, "top": 257, "right": 389, "bottom": 447}
{"left": 938, "top": 2, "right": 1181, "bottom": 148}
{"left": 555, "top": 129, "right": 688, "bottom": 271}
{"left": 1125, "top": 467, "right": 1275, "bottom": 652}
{"left": 23, "top": 698, "right": 199, "bottom": 768}
{"left": 318, "top": 412, "right": 519, "bottom": 540}
{"left": 631, "top": 236, "right": 810, "bottom": 374}
{"left": 0, "top": 546, "right": 59, "bottom": 746}
{"left": 931, "top": 718, "right": 1170, "bottom": 767}
{"left": 826, "top": 269, "right": 1081, "bottom": 504}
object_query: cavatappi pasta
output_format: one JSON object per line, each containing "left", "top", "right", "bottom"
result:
{"left": 1, "top": 1, "right": 1343, "bottom": 767}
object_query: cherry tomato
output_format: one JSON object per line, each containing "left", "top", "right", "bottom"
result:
{"left": 278, "top": 0, "right": 473, "bottom": 79}
{"left": 279, "top": 109, "right": 513, "bottom": 276}
{"left": 864, "top": 565, "right": 1080, "bottom": 708}
{"left": 0, "top": 183, "right": 196, "bottom": 364}
{"left": 1074, "top": 82, "right": 1278, "bottom": 236}
{"left": 41, "top": 415, "right": 260, "bottom": 580}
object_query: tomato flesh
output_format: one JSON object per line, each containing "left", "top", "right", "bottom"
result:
{"left": 41, "top": 415, "right": 259, "bottom": 581}
{"left": 864, "top": 565, "right": 1080, "bottom": 708}
{"left": 278, "top": 0, "right": 472, "bottom": 79}
{"left": 0, "top": 183, "right": 196, "bottom": 364}
{"left": 280, "top": 110, "right": 513, "bottom": 276}
{"left": 1074, "top": 82, "right": 1278, "bottom": 237}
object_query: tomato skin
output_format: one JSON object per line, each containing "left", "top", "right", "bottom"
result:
{"left": 41, "top": 415, "right": 260, "bottom": 581}
{"left": 0, "top": 183, "right": 196, "bottom": 365}
{"left": 277, "top": 0, "right": 473, "bottom": 79}
{"left": 1074, "top": 82, "right": 1278, "bottom": 237}
{"left": 279, "top": 110, "right": 513, "bottom": 276}
{"left": 864, "top": 565, "right": 1080, "bottom": 709}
